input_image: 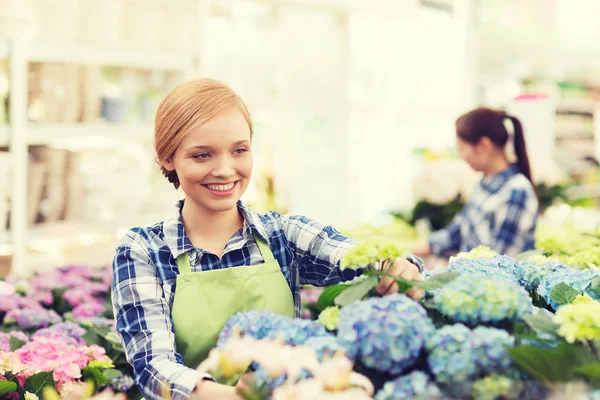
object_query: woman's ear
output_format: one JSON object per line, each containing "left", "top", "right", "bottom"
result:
{"left": 477, "top": 137, "right": 495, "bottom": 153}
{"left": 162, "top": 157, "right": 175, "bottom": 172}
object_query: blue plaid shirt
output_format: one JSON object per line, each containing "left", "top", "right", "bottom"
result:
{"left": 112, "top": 200, "right": 423, "bottom": 400}
{"left": 429, "top": 165, "right": 538, "bottom": 257}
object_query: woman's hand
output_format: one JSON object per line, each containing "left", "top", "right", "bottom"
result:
{"left": 376, "top": 258, "right": 424, "bottom": 301}
{"left": 235, "top": 373, "right": 254, "bottom": 399}
{"left": 193, "top": 380, "right": 237, "bottom": 399}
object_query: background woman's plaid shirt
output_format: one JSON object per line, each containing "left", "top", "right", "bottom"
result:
{"left": 112, "top": 200, "right": 423, "bottom": 400}
{"left": 429, "top": 165, "right": 539, "bottom": 257}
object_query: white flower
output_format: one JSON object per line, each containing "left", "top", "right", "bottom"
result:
{"left": 24, "top": 392, "right": 39, "bottom": 400}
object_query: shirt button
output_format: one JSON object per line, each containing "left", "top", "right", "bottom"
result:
{"left": 184, "top": 275, "right": 191, "bottom": 282}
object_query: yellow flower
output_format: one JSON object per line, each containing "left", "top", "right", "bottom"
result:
{"left": 449, "top": 246, "right": 497, "bottom": 263}
{"left": 553, "top": 300, "right": 600, "bottom": 343}
{"left": 318, "top": 307, "right": 341, "bottom": 331}
{"left": 572, "top": 293, "right": 596, "bottom": 305}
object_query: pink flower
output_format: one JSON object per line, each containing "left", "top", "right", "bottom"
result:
{"left": 87, "top": 345, "right": 111, "bottom": 362}
{"left": 62, "top": 288, "right": 97, "bottom": 308}
{"left": 72, "top": 302, "right": 105, "bottom": 319}
{"left": 0, "top": 281, "right": 15, "bottom": 296}
{"left": 53, "top": 362, "right": 82, "bottom": 385}
{"left": 14, "top": 337, "right": 99, "bottom": 385}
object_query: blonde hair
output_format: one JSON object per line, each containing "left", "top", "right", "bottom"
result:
{"left": 155, "top": 78, "right": 253, "bottom": 189}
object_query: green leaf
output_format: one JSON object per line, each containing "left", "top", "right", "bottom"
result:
{"left": 574, "top": 363, "right": 600, "bottom": 383}
{"left": 82, "top": 328, "right": 103, "bottom": 346}
{"left": 550, "top": 283, "right": 580, "bottom": 306}
{"left": 0, "top": 381, "right": 17, "bottom": 397}
{"left": 25, "top": 371, "right": 55, "bottom": 397}
{"left": 523, "top": 310, "right": 559, "bottom": 337}
{"left": 591, "top": 276, "right": 600, "bottom": 296}
{"left": 410, "top": 272, "right": 459, "bottom": 291}
{"left": 334, "top": 276, "right": 378, "bottom": 307}
{"left": 82, "top": 366, "right": 109, "bottom": 386}
{"left": 317, "top": 284, "right": 350, "bottom": 310}
{"left": 9, "top": 336, "right": 26, "bottom": 351}
{"left": 102, "top": 368, "right": 122, "bottom": 381}
{"left": 392, "top": 276, "right": 413, "bottom": 293}
{"left": 508, "top": 343, "right": 592, "bottom": 383}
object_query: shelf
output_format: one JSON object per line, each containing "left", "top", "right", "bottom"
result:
{"left": 26, "top": 45, "right": 194, "bottom": 71}
{"left": 27, "top": 123, "right": 154, "bottom": 146}
{"left": 556, "top": 109, "right": 594, "bottom": 117}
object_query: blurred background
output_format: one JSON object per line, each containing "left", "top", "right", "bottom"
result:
{"left": 0, "top": 0, "right": 599, "bottom": 275}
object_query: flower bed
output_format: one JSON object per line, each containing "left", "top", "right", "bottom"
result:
{"left": 2, "top": 237, "right": 600, "bottom": 399}
{"left": 0, "top": 266, "right": 136, "bottom": 400}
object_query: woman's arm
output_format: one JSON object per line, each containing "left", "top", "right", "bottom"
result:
{"left": 279, "top": 214, "right": 423, "bottom": 287}
{"left": 112, "top": 235, "right": 216, "bottom": 400}
{"left": 427, "top": 212, "right": 464, "bottom": 257}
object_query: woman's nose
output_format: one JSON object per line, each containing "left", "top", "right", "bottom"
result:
{"left": 211, "top": 156, "right": 235, "bottom": 178}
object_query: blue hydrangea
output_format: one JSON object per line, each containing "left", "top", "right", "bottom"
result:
{"left": 337, "top": 294, "right": 434, "bottom": 375}
{"left": 218, "top": 310, "right": 330, "bottom": 348}
{"left": 517, "top": 260, "right": 569, "bottom": 292}
{"left": 433, "top": 274, "right": 533, "bottom": 324}
{"left": 426, "top": 324, "right": 515, "bottom": 396}
{"left": 252, "top": 366, "right": 289, "bottom": 396}
{"left": 304, "top": 335, "right": 342, "bottom": 362}
{"left": 447, "top": 256, "right": 523, "bottom": 285}
{"left": 537, "top": 267, "right": 600, "bottom": 310}
{"left": 375, "top": 371, "right": 442, "bottom": 400}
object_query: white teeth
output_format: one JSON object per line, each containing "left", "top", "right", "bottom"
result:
{"left": 206, "top": 183, "right": 235, "bottom": 191}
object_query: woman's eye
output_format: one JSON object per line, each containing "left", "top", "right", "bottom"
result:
{"left": 193, "top": 153, "right": 210, "bottom": 159}
{"left": 234, "top": 148, "right": 248, "bottom": 155}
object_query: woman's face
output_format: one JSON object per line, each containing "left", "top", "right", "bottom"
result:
{"left": 456, "top": 136, "right": 488, "bottom": 172}
{"left": 164, "top": 107, "right": 253, "bottom": 214}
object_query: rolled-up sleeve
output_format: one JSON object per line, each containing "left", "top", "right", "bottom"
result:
{"left": 281, "top": 215, "right": 424, "bottom": 287}
{"left": 112, "top": 236, "right": 210, "bottom": 400}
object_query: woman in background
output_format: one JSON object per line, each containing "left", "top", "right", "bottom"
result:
{"left": 412, "top": 107, "right": 539, "bottom": 259}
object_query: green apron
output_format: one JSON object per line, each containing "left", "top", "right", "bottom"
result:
{"left": 171, "top": 235, "right": 295, "bottom": 368}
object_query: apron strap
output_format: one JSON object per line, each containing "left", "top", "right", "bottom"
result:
{"left": 254, "top": 235, "right": 275, "bottom": 263}
{"left": 177, "top": 252, "right": 192, "bottom": 274}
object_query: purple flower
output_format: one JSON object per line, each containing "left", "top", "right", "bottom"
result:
{"left": 32, "top": 321, "right": 86, "bottom": 346}
{"left": 72, "top": 302, "right": 106, "bottom": 319}
{"left": 104, "top": 375, "right": 135, "bottom": 393}
{"left": 4, "top": 308, "right": 62, "bottom": 329}
{"left": 0, "top": 331, "right": 30, "bottom": 351}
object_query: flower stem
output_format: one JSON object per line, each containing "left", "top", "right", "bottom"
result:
{"left": 587, "top": 339, "right": 599, "bottom": 360}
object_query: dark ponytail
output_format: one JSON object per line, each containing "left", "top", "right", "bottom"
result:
{"left": 506, "top": 115, "right": 534, "bottom": 188}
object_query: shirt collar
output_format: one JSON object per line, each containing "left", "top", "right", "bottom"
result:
{"left": 163, "top": 200, "right": 270, "bottom": 259}
{"left": 480, "top": 164, "right": 520, "bottom": 194}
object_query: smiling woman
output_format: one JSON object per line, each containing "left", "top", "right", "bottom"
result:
{"left": 111, "top": 78, "right": 425, "bottom": 400}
